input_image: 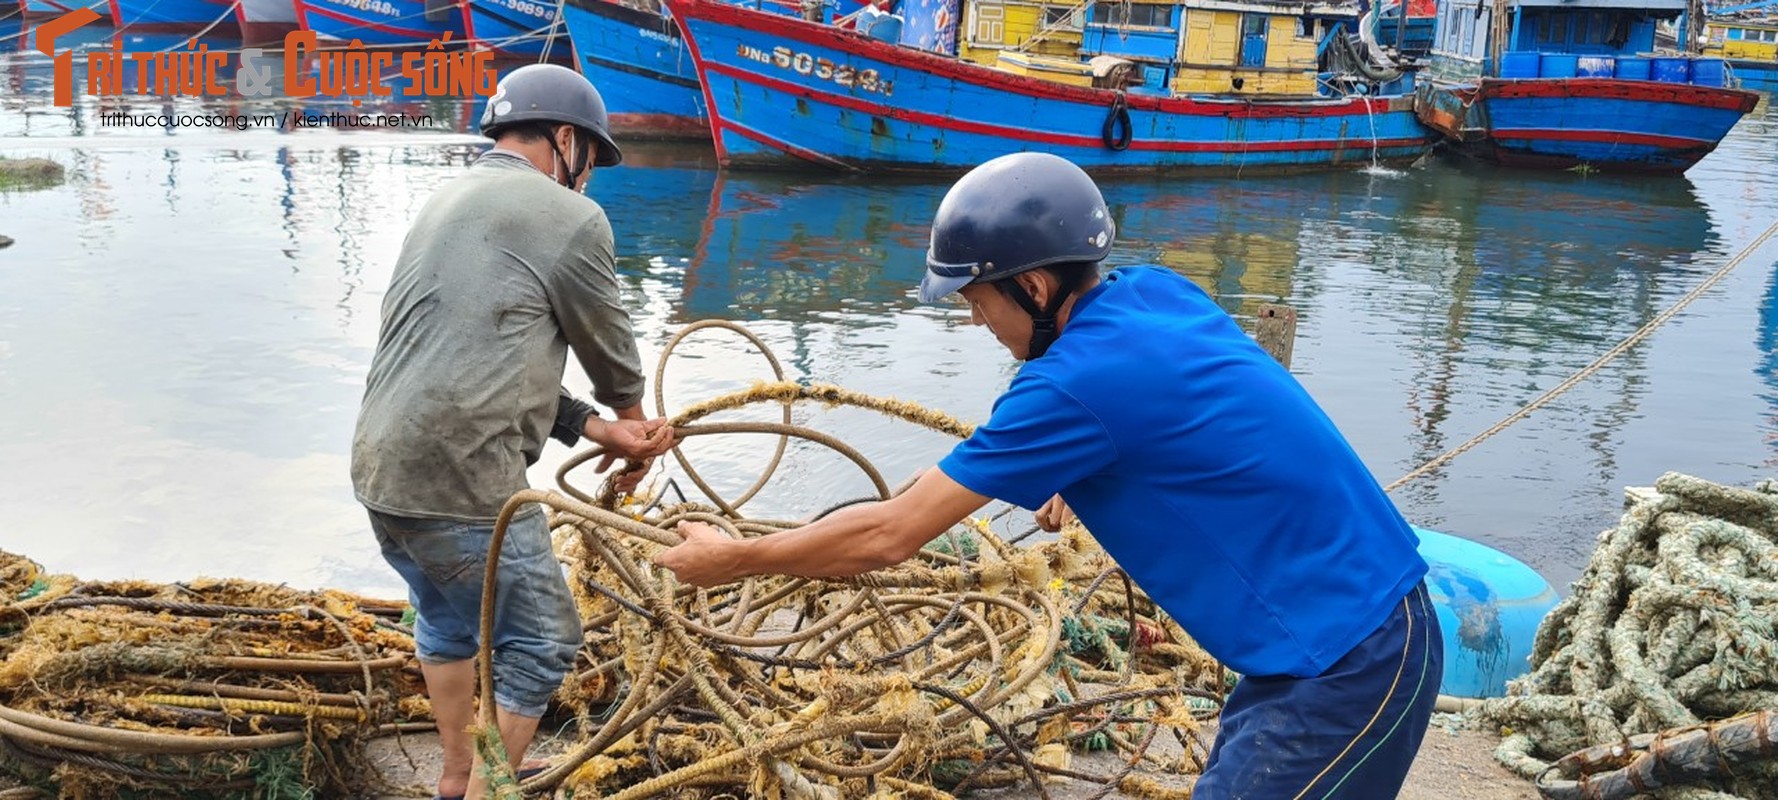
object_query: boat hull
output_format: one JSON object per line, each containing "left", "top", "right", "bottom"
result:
{"left": 110, "top": 0, "right": 238, "bottom": 31}
{"left": 666, "top": 0, "right": 1434, "bottom": 173}
{"left": 235, "top": 0, "right": 299, "bottom": 43}
{"left": 21, "top": 0, "right": 109, "bottom": 18}
{"left": 1415, "top": 78, "right": 1758, "bottom": 173}
{"left": 291, "top": 0, "right": 465, "bottom": 47}
{"left": 463, "top": 0, "right": 563, "bottom": 58}
{"left": 560, "top": 0, "right": 708, "bottom": 139}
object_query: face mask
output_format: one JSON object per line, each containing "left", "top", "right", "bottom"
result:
{"left": 548, "top": 127, "right": 586, "bottom": 190}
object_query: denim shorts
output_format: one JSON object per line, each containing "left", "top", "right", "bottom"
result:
{"left": 368, "top": 509, "right": 583, "bottom": 717}
{"left": 1193, "top": 582, "right": 1444, "bottom": 800}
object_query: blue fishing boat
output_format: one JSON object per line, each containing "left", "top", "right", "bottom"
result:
{"left": 110, "top": 0, "right": 238, "bottom": 32}
{"left": 19, "top": 0, "right": 109, "bottom": 19}
{"left": 556, "top": 0, "right": 811, "bottom": 138}
{"left": 559, "top": 0, "right": 711, "bottom": 138}
{"left": 236, "top": 0, "right": 299, "bottom": 42}
{"left": 291, "top": 0, "right": 465, "bottom": 46}
{"left": 664, "top": 0, "right": 1435, "bottom": 173}
{"left": 1415, "top": 0, "right": 1758, "bottom": 172}
{"left": 1703, "top": 11, "right": 1778, "bottom": 92}
{"left": 463, "top": 0, "right": 565, "bottom": 57}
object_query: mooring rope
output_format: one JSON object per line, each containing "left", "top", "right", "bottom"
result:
{"left": 1385, "top": 216, "right": 1778, "bottom": 493}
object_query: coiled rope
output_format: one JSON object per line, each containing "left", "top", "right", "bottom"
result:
{"left": 471, "top": 321, "right": 1229, "bottom": 799}
{"left": 1476, "top": 473, "right": 1778, "bottom": 800}
{"left": 0, "top": 570, "right": 425, "bottom": 798}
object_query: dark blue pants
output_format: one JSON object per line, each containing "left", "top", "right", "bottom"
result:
{"left": 1194, "top": 583, "right": 1443, "bottom": 800}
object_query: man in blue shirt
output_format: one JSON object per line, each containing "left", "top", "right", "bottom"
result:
{"left": 656, "top": 152, "right": 1442, "bottom": 799}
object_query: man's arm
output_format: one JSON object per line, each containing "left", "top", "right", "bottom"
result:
{"left": 549, "top": 213, "right": 673, "bottom": 492}
{"left": 654, "top": 467, "right": 991, "bottom": 587}
{"left": 549, "top": 212, "right": 647, "bottom": 410}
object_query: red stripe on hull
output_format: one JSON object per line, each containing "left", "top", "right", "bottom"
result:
{"left": 609, "top": 113, "right": 711, "bottom": 140}
{"left": 1480, "top": 78, "right": 1758, "bottom": 112}
{"left": 676, "top": 0, "right": 728, "bottom": 163}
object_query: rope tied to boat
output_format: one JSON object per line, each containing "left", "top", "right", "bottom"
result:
{"left": 1475, "top": 473, "right": 1778, "bottom": 800}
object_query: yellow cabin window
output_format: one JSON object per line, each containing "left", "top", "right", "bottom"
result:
{"left": 973, "top": 3, "right": 1006, "bottom": 44}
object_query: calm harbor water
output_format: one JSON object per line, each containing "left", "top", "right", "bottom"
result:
{"left": 4, "top": 23, "right": 1778, "bottom": 598}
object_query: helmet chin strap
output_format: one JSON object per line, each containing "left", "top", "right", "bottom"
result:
{"left": 547, "top": 127, "right": 590, "bottom": 189}
{"left": 1001, "top": 279, "right": 1063, "bottom": 360}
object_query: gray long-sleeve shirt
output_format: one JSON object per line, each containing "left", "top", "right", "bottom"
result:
{"left": 350, "top": 150, "right": 644, "bottom": 523}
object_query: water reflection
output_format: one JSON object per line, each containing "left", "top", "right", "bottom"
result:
{"left": 683, "top": 174, "right": 942, "bottom": 320}
{"left": 3, "top": 47, "right": 1778, "bottom": 596}
{"left": 1361, "top": 167, "right": 1716, "bottom": 538}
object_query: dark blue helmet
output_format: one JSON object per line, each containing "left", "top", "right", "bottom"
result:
{"left": 918, "top": 152, "right": 1114, "bottom": 303}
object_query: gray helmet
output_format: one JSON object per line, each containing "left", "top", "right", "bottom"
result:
{"left": 918, "top": 152, "right": 1113, "bottom": 303}
{"left": 480, "top": 64, "right": 623, "bottom": 167}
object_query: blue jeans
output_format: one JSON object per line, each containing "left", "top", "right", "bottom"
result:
{"left": 1194, "top": 583, "right": 1443, "bottom": 800}
{"left": 369, "top": 509, "right": 582, "bottom": 717}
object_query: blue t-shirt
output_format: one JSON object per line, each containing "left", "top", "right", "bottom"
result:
{"left": 939, "top": 266, "right": 1427, "bottom": 678}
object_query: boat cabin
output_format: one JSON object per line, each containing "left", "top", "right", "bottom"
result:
{"left": 958, "top": 0, "right": 1088, "bottom": 62}
{"left": 961, "top": 0, "right": 1355, "bottom": 95}
{"left": 1428, "top": 0, "right": 1727, "bottom": 85}
{"left": 1705, "top": 17, "right": 1778, "bottom": 62}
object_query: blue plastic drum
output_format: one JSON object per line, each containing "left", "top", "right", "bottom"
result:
{"left": 1414, "top": 527, "right": 1560, "bottom": 699}
{"left": 1652, "top": 56, "right": 1692, "bottom": 83}
{"left": 1576, "top": 56, "right": 1614, "bottom": 77}
{"left": 1614, "top": 57, "right": 1652, "bottom": 81}
{"left": 1539, "top": 54, "right": 1580, "bottom": 78}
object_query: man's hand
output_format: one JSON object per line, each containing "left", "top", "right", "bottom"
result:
{"left": 1036, "top": 494, "right": 1074, "bottom": 533}
{"left": 585, "top": 416, "right": 675, "bottom": 494}
{"left": 653, "top": 520, "right": 740, "bottom": 588}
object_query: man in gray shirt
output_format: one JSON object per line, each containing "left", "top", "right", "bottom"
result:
{"left": 350, "top": 64, "right": 674, "bottom": 800}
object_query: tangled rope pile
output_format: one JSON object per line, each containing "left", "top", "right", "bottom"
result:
{"left": 1476, "top": 472, "right": 1778, "bottom": 800}
{"left": 0, "top": 555, "right": 428, "bottom": 798}
{"left": 476, "top": 321, "right": 1232, "bottom": 800}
